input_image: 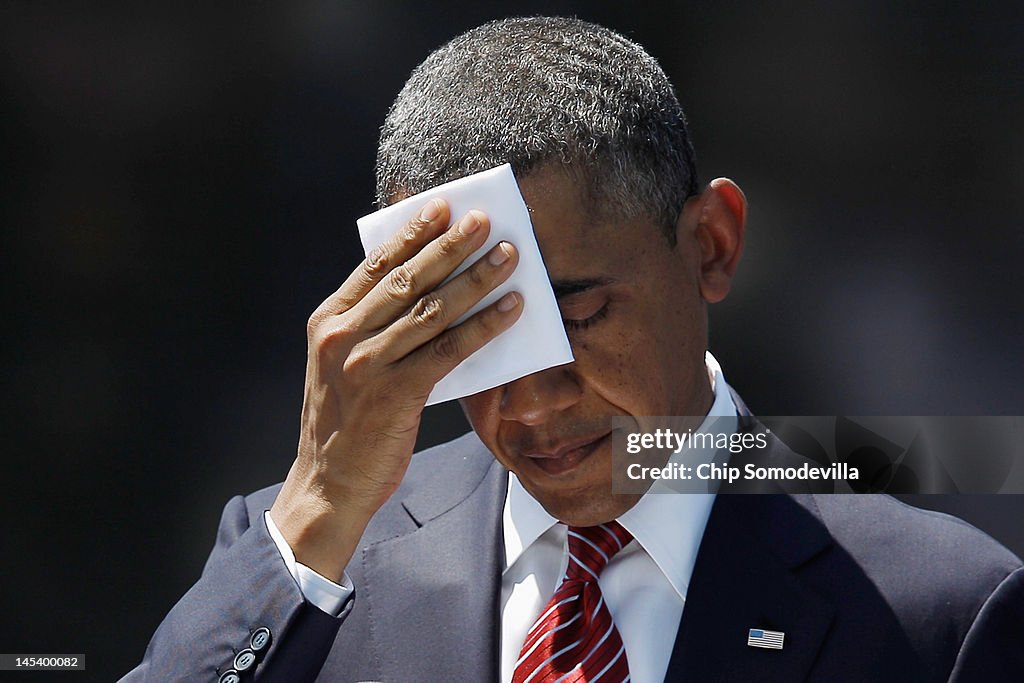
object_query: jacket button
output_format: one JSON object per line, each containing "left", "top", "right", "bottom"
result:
{"left": 218, "top": 670, "right": 241, "bottom": 683}
{"left": 250, "top": 626, "right": 272, "bottom": 653}
{"left": 233, "top": 649, "right": 256, "bottom": 672}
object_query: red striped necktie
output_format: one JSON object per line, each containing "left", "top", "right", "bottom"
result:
{"left": 513, "top": 522, "right": 633, "bottom": 683}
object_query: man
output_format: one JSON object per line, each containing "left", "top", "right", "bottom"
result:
{"left": 124, "top": 17, "right": 1023, "bottom": 682}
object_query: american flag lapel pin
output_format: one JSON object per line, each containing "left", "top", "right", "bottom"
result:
{"left": 747, "top": 628, "right": 785, "bottom": 650}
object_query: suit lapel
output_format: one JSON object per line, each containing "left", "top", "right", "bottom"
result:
{"left": 664, "top": 490, "right": 835, "bottom": 682}
{"left": 667, "top": 396, "right": 839, "bottom": 680}
{"left": 360, "top": 438, "right": 507, "bottom": 682}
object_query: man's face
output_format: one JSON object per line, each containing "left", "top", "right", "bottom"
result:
{"left": 460, "top": 168, "right": 715, "bottom": 526}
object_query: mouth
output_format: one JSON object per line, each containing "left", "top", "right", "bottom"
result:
{"left": 521, "top": 431, "right": 611, "bottom": 477}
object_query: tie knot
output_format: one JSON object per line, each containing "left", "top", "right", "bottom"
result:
{"left": 565, "top": 522, "right": 633, "bottom": 581}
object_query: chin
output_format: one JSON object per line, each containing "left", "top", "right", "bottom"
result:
{"left": 533, "top": 489, "right": 641, "bottom": 527}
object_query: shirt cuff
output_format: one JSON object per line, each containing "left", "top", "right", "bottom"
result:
{"left": 264, "top": 510, "right": 354, "bottom": 616}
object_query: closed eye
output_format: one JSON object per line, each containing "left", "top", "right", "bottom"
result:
{"left": 562, "top": 302, "right": 610, "bottom": 332}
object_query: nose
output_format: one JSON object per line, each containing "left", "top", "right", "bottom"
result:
{"left": 498, "top": 366, "right": 582, "bottom": 425}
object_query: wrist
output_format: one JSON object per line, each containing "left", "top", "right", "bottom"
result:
{"left": 270, "top": 483, "right": 372, "bottom": 583}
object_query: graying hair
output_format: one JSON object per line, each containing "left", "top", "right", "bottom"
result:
{"left": 375, "top": 16, "right": 698, "bottom": 243}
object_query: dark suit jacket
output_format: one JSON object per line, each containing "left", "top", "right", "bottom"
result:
{"left": 123, "top": 431, "right": 1024, "bottom": 682}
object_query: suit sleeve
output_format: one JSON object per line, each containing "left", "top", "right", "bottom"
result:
{"left": 948, "top": 566, "right": 1024, "bottom": 681}
{"left": 119, "top": 495, "right": 353, "bottom": 682}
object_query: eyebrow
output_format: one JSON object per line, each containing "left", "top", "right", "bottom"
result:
{"left": 551, "top": 277, "right": 617, "bottom": 300}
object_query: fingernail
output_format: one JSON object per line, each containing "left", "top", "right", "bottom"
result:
{"left": 459, "top": 213, "right": 480, "bottom": 235}
{"left": 497, "top": 292, "right": 519, "bottom": 312}
{"left": 488, "top": 242, "right": 511, "bottom": 266}
{"left": 419, "top": 199, "right": 441, "bottom": 222}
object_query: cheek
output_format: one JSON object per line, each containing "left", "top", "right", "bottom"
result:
{"left": 570, "top": 319, "right": 668, "bottom": 412}
{"left": 459, "top": 392, "right": 501, "bottom": 441}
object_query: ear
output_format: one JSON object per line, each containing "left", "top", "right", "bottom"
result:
{"left": 680, "top": 177, "right": 746, "bottom": 304}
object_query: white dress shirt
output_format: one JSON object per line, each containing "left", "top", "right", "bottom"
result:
{"left": 267, "top": 351, "right": 737, "bottom": 683}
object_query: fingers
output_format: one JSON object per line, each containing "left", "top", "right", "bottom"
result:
{"left": 377, "top": 241, "right": 519, "bottom": 361}
{"left": 410, "top": 289, "right": 523, "bottom": 384}
{"left": 351, "top": 210, "right": 491, "bottom": 331}
{"left": 317, "top": 199, "right": 452, "bottom": 321}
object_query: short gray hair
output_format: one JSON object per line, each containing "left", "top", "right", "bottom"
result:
{"left": 375, "top": 16, "right": 698, "bottom": 243}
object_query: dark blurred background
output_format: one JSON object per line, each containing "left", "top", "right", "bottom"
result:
{"left": 2, "top": 1, "right": 1021, "bottom": 680}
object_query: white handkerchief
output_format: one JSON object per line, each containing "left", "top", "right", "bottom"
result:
{"left": 357, "top": 164, "right": 574, "bottom": 405}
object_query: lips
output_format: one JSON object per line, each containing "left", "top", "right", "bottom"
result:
{"left": 522, "top": 431, "right": 611, "bottom": 476}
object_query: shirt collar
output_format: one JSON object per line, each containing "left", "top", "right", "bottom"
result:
{"left": 503, "top": 471, "right": 558, "bottom": 569}
{"left": 502, "top": 351, "right": 738, "bottom": 602}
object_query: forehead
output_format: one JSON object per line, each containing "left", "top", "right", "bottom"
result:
{"left": 516, "top": 169, "right": 664, "bottom": 280}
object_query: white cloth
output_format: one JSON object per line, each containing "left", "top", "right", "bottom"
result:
{"left": 269, "top": 351, "right": 737, "bottom": 683}
{"left": 355, "top": 164, "right": 574, "bottom": 405}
